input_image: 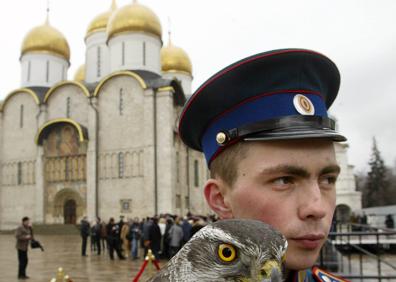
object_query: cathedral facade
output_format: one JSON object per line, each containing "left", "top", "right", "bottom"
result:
{"left": 0, "top": 1, "right": 210, "bottom": 230}
{"left": 0, "top": 1, "right": 361, "bottom": 230}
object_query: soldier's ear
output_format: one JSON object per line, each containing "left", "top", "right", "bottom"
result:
{"left": 204, "top": 178, "right": 233, "bottom": 219}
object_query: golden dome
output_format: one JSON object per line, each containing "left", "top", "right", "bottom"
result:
{"left": 107, "top": 1, "right": 162, "bottom": 40}
{"left": 161, "top": 41, "right": 192, "bottom": 75}
{"left": 74, "top": 65, "right": 86, "bottom": 82}
{"left": 86, "top": 0, "right": 117, "bottom": 37}
{"left": 21, "top": 20, "right": 70, "bottom": 61}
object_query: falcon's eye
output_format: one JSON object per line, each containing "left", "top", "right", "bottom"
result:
{"left": 218, "top": 243, "right": 237, "bottom": 262}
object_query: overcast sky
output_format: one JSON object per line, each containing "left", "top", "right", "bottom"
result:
{"left": 1, "top": 0, "right": 395, "bottom": 172}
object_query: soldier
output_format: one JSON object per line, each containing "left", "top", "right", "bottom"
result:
{"left": 15, "top": 216, "right": 32, "bottom": 279}
{"left": 179, "top": 49, "right": 348, "bottom": 281}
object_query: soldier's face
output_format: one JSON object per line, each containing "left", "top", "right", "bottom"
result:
{"left": 215, "top": 139, "right": 338, "bottom": 270}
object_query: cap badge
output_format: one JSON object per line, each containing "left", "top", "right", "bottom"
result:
{"left": 216, "top": 132, "right": 228, "bottom": 146}
{"left": 293, "top": 94, "right": 315, "bottom": 115}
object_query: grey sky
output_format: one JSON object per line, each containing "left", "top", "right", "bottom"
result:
{"left": 1, "top": 0, "right": 395, "bottom": 172}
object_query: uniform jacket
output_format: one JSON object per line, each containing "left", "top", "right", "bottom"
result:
{"left": 15, "top": 225, "right": 31, "bottom": 251}
{"left": 287, "top": 267, "right": 350, "bottom": 282}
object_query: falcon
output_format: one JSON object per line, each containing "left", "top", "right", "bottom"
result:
{"left": 147, "top": 219, "right": 288, "bottom": 282}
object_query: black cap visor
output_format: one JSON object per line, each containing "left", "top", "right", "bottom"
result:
{"left": 217, "top": 115, "right": 346, "bottom": 147}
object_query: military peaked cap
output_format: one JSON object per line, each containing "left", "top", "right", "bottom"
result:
{"left": 178, "top": 48, "right": 346, "bottom": 166}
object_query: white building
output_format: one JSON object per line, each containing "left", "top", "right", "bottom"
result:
{"left": 334, "top": 143, "right": 362, "bottom": 222}
{"left": 0, "top": 1, "right": 209, "bottom": 230}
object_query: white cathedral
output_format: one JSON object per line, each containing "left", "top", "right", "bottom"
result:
{"left": 0, "top": 0, "right": 212, "bottom": 229}
{"left": 0, "top": 1, "right": 360, "bottom": 230}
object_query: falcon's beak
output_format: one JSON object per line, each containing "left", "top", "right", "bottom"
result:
{"left": 259, "top": 260, "right": 282, "bottom": 282}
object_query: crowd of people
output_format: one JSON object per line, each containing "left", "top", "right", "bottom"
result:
{"left": 79, "top": 213, "right": 218, "bottom": 261}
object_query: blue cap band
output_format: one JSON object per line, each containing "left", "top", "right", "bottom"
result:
{"left": 201, "top": 92, "right": 327, "bottom": 164}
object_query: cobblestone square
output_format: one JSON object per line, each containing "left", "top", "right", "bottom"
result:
{"left": 0, "top": 234, "right": 159, "bottom": 282}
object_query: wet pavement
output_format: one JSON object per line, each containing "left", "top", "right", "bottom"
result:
{"left": 0, "top": 234, "right": 160, "bottom": 282}
{"left": 1, "top": 234, "right": 396, "bottom": 282}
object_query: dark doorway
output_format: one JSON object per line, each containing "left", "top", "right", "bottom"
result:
{"left": 335, "top": 204, "right": 351, "bottom": 223}
{"left": 64, "top": 199, "right": 77, "bottom": 224}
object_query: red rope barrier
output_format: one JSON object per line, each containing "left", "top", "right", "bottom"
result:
{"left": 152, "top": 260, "right": 161, "bottom": 271}
{"left": 132, "top": 260, "right": 148, "bottom": 282}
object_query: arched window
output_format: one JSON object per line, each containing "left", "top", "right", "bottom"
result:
{"left": 46, "top": 60, "right": 50, "bottom": 82}
{"left": 66, "top": 97, "right": 71, "bottom": 118}
{"left": 27, "top": 61, "right": 31, "bottom": 82}
{"left": 143, "top": 42, "right": 146, "bottom": 66}
{"left": 121, "top": 42, "right": 125, "bottom": 66}
{"left": 20, "top": 105, "right": 24, "bottom": 128}
{"left": 118, "top": 152, "right": 125, "bottom": 178}
{"left": 17, "top": 162, "right": 22, "bottom": 185}
{"left": 119, "top": 88, "right": 124, "bottom": 115}
{"left": 97, "top": 46, "right": 102, "bottom": 78}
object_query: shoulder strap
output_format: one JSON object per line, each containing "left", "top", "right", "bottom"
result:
{"left": 312, "top": 266, "right": 350, "bottom": 282}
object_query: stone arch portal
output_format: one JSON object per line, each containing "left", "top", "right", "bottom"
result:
{"left": 53, "top": 188, "right": 85, "bottom": 224}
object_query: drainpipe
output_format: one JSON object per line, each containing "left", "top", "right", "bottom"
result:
{"left": 89, "top": 97, "right": 99, "bottom": 218}
{"left": 186, "top": 146, "right": 190, "bottom": 212}
{"left": 153, "top": 89, "right": 158, "bottom": 215}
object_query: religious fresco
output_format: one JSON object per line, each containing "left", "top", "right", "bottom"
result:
{"left": 42, "top": 124, "right": 87, "bottom": 183}
{"left": 43, "top": 125, "right": 83, "bottom": 157}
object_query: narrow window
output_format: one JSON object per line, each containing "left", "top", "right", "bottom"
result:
{"left": 194, "top": 160, "right": 199, "bottom": 187}
{"left": 119, "top": 88, "right": 124, "bottom": 115}
{"left": 66, "top": 97, "right": 71, "bottom": 118}
{"left": 62, "top": 65, "right": 65, "bottom": 79}
{"left": 118, "top": 152, "right": 124, "bottom": 178}
{"left": 122, "top": 42, "right": 125, "bottom": 66}
{"left": 27, "top": 61, "right": 31, "bottom": 82}
{"left": 65, "top": 158, "right": 70, "bottom": 181}
{"left": 143, "top": 42, "right": 146, "bottom": 66}
{"left": 17, "top": 162, "right": 22, "bottom": 185}
{"left": 176, "top": 194, "right": 181, "bottom": 208}
{"left": 176, "top": 152, "right": 180, "bottom": 183}
{"left": 20, "top": 105, "right": 24, "bottom": 128}
{"left": 97, "top": 46, "right": 101, "bottom": 77}
{"left": 46, "top": 60, "right": 50, "bottom": 82}
{"left": 185, "top": 196, "right": 190, "bottom": 209}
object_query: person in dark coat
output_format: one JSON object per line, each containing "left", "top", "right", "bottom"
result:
{"left": 385, "top": 214, "right": 394, "bottom": 229}
{"left": 142, "top": 217, "right": 151, "bottom": 257}
{"left": 80, "top": 216, "right": 90, "bottom": 256}
{"left": 144, "top": 217, "right": 162, "bottom": 260}
{"left": 128, "top": 217, "right": 141, "bottom": 259}
{"left": 106, "top": 217, "right": 125, "bottom": 260}
{"left": 162, "top": 217, "right": 174, "bottom": 259}
{"left": 91, "top": 217, "right": 102, "bottom": 255}
{"left": 181, "top": 217, "right": 192, "bottom": 245}
{"left": 191, "top": 217, "right": 205, "bottom": 237}
{"left": 15, "top": 216, "right": 32, "bottom": 279}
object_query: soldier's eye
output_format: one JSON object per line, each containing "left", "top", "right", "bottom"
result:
{"left": 218, "top": 243, "right": 237, "bottom": 262}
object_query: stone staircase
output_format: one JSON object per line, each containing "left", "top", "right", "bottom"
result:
{"left": 31, "top": 224, "right": 80, "bottom": 235}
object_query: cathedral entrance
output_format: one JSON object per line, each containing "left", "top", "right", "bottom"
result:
{"left": 36, "top": 119, "right": 89, "bottom": 224}
{"left": 64, "top": 199, "right": 77, "bottom": 224}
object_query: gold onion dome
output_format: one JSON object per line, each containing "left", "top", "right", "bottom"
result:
{"left": 161, "top": 40, "right": 192, "bottom": 75}
{"left": 107, "top": 1, "right": 162, "bottom": 41}
{"left": 21, "top": 19, "right": 70, "bottom": 61}
{"left": 86, "top": 0, "right": 117, "bottom": 37}
{"left": 74, "top": 65, "right": 86, "bottom": 82}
